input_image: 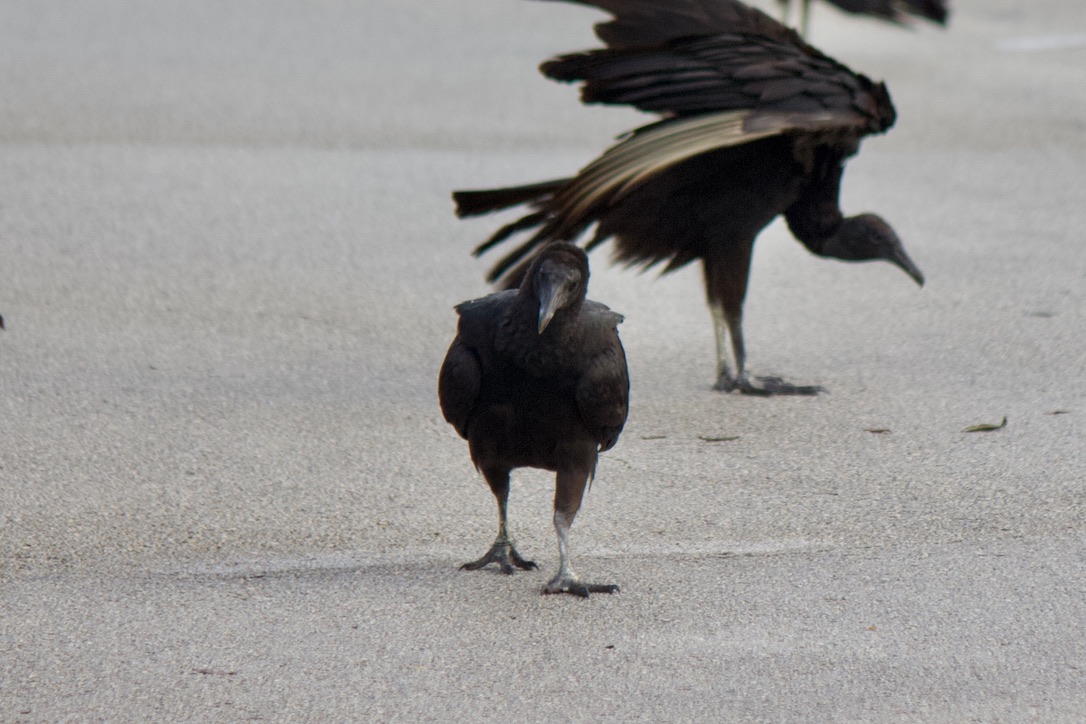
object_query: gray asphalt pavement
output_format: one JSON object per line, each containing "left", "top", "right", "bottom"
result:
{"left": 2, "top": 0, "right": 1085, "bottom": 720}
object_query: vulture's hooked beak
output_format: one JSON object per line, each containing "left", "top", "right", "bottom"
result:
{"left": 537, "top": 272, "right": 577, "bottom": 334}
{"left": 892, "top": 248, "right": 925, "bottom": 288}
{"left": 535, "top": 255, "right": 583, "bottom": 334}
{"left": 538, "top": 282, "right": 565, "bottom": 334}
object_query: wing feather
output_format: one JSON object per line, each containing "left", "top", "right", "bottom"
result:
{"left": 539, "top": 1, "right": 894, "bottom": 130}
{"left": 574, "top": 322, "right": 629, "bottom": 452}
{"left": 438, "top": 337, "right": 482, "bottom": 440}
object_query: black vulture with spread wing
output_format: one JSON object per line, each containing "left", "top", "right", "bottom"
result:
{"left": 439, "top": 243, "right": 628, "bottom": 597}
{"left": 454, "top": 0, "right": 923, "bottom": 395}
{"left": 779, "top": 0, "right": 949, "bottom": 36}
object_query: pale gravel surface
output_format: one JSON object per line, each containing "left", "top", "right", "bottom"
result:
{"left": 2, "top": 0, "right": 1085, "bottom": 720}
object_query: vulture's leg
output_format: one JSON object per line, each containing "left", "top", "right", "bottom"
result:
{"left": 778, "top": 0, "right": 791, "bottom": 24}
{"left": 460, "top": 467, "right": 537, "bottom": 574}
{"left": 710, "top": 302, "right": 739, "bottom": 392}
{"left": 712, "top": 301, "right": 824, "bottom": 396}
{"left": 542, "top": 468, "right": 618, "bottom": 597}
{"left": 800, "top": 0, "right": 812, "bottom": 36}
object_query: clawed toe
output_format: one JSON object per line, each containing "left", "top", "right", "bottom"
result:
{"left": 460, "top": 540, "right": 537, "bottom": 574}
{"left": 718, "top": 374, "right": 824, "bottom": 396}
{"left": 750, "top": 375, "right": 825, "bottom": 396}
{"left": 542, "top": 575, "right": 619, "bottom": 598}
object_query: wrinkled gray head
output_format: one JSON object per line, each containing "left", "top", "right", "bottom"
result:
{"left": 830, "top": 213, "right": 924, "bottom": 286}
{"left": 523, "top": 243, "right": 591, "bottom": 334}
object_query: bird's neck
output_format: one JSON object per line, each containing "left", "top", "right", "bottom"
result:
{"left": 786, "top": 209, "right": 849, "bottom": 259}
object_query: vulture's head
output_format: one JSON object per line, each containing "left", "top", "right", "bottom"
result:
{"left": 834, "top": 213, "right": 924, "bottom": 287}
{"left": 524, "top": 243, "right": 591, "bottom": 334}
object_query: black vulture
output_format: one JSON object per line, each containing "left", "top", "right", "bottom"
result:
{"left": 453, "top": 0, "right": 924, "bottom": 395}
{"left": 439, "top": 243, "right": 629, "bottom": 597}
{"left": 779, "top": 0, "right": 949, "bottom": 35}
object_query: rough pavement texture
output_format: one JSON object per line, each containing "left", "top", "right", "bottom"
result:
{"left": 2, "top": 0, "right": 1085, "bottom": 720}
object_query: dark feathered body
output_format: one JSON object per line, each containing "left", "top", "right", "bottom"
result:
{"left": 442, "top": 289, "right": 627, "bottom": 470}
{"left": 592, "top": 137, "right": 826, "bottom": 269}
{"left": 439, "top": 243, "right": 628, "bottom": 596}
{"left": 454, "top": 0, "right": 923, "bottom": 394}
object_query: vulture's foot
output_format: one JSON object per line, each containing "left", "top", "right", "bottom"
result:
{"left": 460, "top": 540, "right": 537, "bottom": 575}
{"left": 744, "top": 375, "right": 825, "bottom": 396}
{"left": 713, "top": 372, "right": 737, "bottom": 393}
{"left": 542, "top": 573, "right": 619, "bottom": 598}
{"left": 715, "top": 371, "right": 824, "bottom": 396}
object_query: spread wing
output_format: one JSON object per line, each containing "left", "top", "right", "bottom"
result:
{"left": 469, "top": 0, "right": 898, "bottom": 286}
{"left": 540, "top": 0, "right": 894, "bottom": 126}
{"left": 438, "top": 336, "right": 482, "bottom": 440}
{"left": 511, "top": 0, "right": 895, "bottom": 240}
{"left": 575, "top": 309, "right": 629, "bottom": 452}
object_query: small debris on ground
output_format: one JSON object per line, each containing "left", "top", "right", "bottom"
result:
{"left": 962, "top": 416, "right": 1007, "bottom": 432}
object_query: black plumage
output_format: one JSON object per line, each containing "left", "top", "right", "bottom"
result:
{"left": 439, "top": 243, "right": 629, "bottom": 597}
{"left": 454, "top": 0, "right": 923, "bottom": 395}
{"left": 779, "top": 0, "right": 949, "bottom": 36}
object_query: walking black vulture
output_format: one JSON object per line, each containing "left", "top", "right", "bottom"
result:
{"left": 439, "top": 243, "right": 628, "bottom": 597}
{"left": 453, "top": 0, "right": 924, "bottom": 395}
{"left": 779, "top": 0, "right": 949, "bottom": 35}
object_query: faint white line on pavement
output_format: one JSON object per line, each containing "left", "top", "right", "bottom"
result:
{"left": 996, "top": 33, "right": 1086, "bottom": 52}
